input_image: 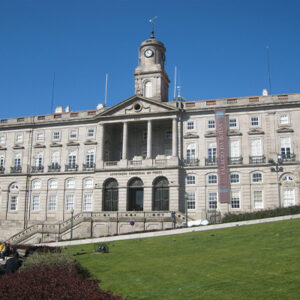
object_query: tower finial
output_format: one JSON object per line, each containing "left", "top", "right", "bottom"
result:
{"left": 149, "top": 16, "right": 157, "bottom": 38}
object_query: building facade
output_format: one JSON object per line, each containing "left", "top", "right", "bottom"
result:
{"left": 1, "top": 35, "right": 300, "bottom": 243}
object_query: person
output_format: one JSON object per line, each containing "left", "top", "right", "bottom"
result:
{"left": 0, "top": 242, "right": 5, "bottom": 260}
{"left": 4, "top": 251, "right": 22, "bottom": 273}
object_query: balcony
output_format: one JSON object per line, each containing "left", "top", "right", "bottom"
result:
{"left": 31, "top": 166, "right": 44, "bottom": 173}
{"left": 129, "top": 160, "right": 142, "bottom": 166}
{"left": 10, "top": 166, "right": 22, "bottom": 173}
{"left": 228, "top": 156, "right": 243, "bottom": 165}
{"left": 205, "top": 158, "right": 217, "bottom": 166}
{"left": 281, "top": 153, "right": 296, "bottom": 162}
{"left": 65, "top": 164, "right": 78, "bottom": 172}
{"left": 249, "top": 156, "right": 265, "bottom": 164}
{"left": 83, "top": 163, "right": 96, "bottom": 171}
{"left": 48, "top": 163, "right": 61, "bottom": 172}
{"left": 104, "top": 161, "right": 118, "bottom": 167}
{"left": 0, "top": 166, "right": 5, "bottom": 174}
{"left": 183, "top": 159, "right": 199, "bottom": 166}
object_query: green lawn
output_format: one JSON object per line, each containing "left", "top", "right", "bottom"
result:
{"left": 65, "top": 219, "right": 300, "bottom": 299}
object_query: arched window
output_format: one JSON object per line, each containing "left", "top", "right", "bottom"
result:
{"left": 9, "top": 182, "right": 19, "bottom": 211}
{"left": 252, "top": 172, "right": 262, "bottom": 183}
{"left": 128, "top": 177, "right": 143, "bottom": 211}
{"left": 48, "top": 179, "right": 58, "bottom": 189}
{"left": 230, "top": 173, "right": 240, "bottom": 184}
{"left": 152, "top": 177, "right": 169, "bottom": 211}
{"left": 32, "top": 179, "right": 41, "bottom": 190}
{"left": 84, "top": 177, "right": 93, "bottom": 189}
{"left": 186, "top": 175, "right": 196, "bottom": 185}
{"left": 283, "top": 175, "right": 294, "bottom": 182}
{"left": 103, "top": 178, "right": 118, "bottom": 211}
{"left": 144, "top": 81, "right": 152, "bottom": 98}
{"left": 66, "top": 178, "right": 75, "bottom": 189}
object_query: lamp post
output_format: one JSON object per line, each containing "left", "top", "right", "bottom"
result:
{"left": 269, "top": 155, "right": 284, "bottom": 208}
{"left": 70, "top": 208, "right": 74, "bottom": 240}
{"left": 184, "top": 192, "right": 189, "bottom": 227}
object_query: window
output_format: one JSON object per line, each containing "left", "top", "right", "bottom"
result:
{"left": 280, "top": 114, "right": 289, "bottom": 125}
{"left": 53, "top": 131, "right": 60, "bottom": 140}
{"left": 51, "top": 151, "right": 60, "bottom": 165}
{"left": 84, "top": 178, "right": 93, "bottom": 189}
{"left": 10, "top": 195, "right": 18, "bottom": 210}
{"left": 280, "top": 137, "right": 291, "bottom": 157}
{"left": 252, "top": 172, "right": 262, "bottom": 183}
{"left": 66, "top": 194, "right": 74, "bottom": 211}
{"left": 186, "top": 144, "right": 196, "bottom": 161}
{"left": 187, "top": 191, "right": 195, "bottom": 209}
{"left": 69, "top": 129, "right": 77, "bottom": 139}
{"left": 32, "top": 195, "right": 40, "bottom": 211}
{"left": 251, "top": 116, "right": 259, "bottom": 127}
{"left": 49, "top": 179, "right": 58, "bottom": 189}
{"left": 207, "top": 142, "right": 217, "bottom": 161}
{"left": 186, "top": 175, "right": 195, "bottom": 185}
{"left": 86, "top": 149, "right": 95, "bottom": 167}
{"left": 36, "top": 132, "right": 44, "bottom": 141}
{"left": 283, "top": 189, "right": 295, "bottom": 207}
{"left": 250, "top": 139, "right": 262, "bottom": 156}
{"left": 0, "top": 135, "right": 5, "bottom": 144}
{"left": 253, "top": 190, "right": 263, "bottom": 209}
{"left": 229, "top": 140, "right": 240, "bottom": 158}
{"left": 68, "top": 151, "right": 77, "bottom": 167}
{"left": 83, "top": 194, "right": 92, "bottom": 211}
{"left": 208, "top": 192, "right": 217, "bottom": 209}
{"left": 208, "top": 174, "right": 217, "bottom": 184}
{"left": 87, "top": 128, "right": 95, "bottom": 138}
{"left": 66, "top": 178, "right": 75, "bottom": 189}
{"left": 33, "top": 153, "right": 43, "bottom": 167}
{"left": 0, "top": 155, "right": 5, "bottom": 169}
{"left": 14, "top": 153, "right": 21, "bottom": 168}
{"left": 15, "top": 133, "right": 23, "bottom": 143}
{"left": 48, "top": 194, "right": 56, "bottom": 211}
{"left": 208, "top": 119, "right": 215, "bottom": 129}
{"left": 32, "top": 180, "right": 41, "bottom": 190}
{"left": 165, "top": 130, "right": 172, "bottom": 139}
{"left": 231, "top": 191, "right": 240, "bottom": 209}
{"left": 143, "top": 131, "right": 147, "bottom": 141}
{"left": 144, "top": 81, "right": 152, "bottom": 98}
{"left": 283, "top": 175, "right": 293, "bottom": 182}
{"left": 229, "top": 118, "right": 237, "bottom": 128}
{"left": 230, "top": 173, "right": 240, "bottom": 184}
{"left": 187, "top": 121, "right": 194, "bottom": 130}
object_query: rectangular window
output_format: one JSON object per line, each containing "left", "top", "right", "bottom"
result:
{"left": 15, "top": 133, "right": 23, "bottom": 143}
{"left": 34, "top": 153, "right": 43, "bottom": 167}
{"left": 230, "top": 173, "right": 240, "bottom": 183}
{"left": 0, "top": 135, "right": 5, "bottom": 144}
{"left": 143, "top": 131, "right": 147, "bottom": 141}
{"left": 208, "top": 192, "right": 217, "bottom": 209}
{"left": 231, "top": 191, "right": 240, "bottom": 209}
{"left": 68, "top": 151, "right": 77, "bottom": 167}
{"left": 36, "top": 132, "right": 44, "bottom": 141}
{"left": 280, "top": 137, "right": 291, "bottom": 157}
{"left": 253, "top": 190, "right": 263, "bottom": 209}
{"left": 0, "top": 156, "right": 5, "bottom": 168}
{"left": 186, "top": 175, "right": 195, "bottom": 185}
{"left": 208, "top": 119, "right": 215, "bottom": 129}
{"left": 48, "top": 194, "right": 57, "bottom": 211}
{"left": 32, "top": 195, "right": 40, "bottom": 211}
{"left": 86, "top": 150, "right": 95, "bottom": 166}
{"left": 83, "top": 194, "right": 92, "bottom": 211}
{"left": 187, "top": 121, "right": 194, "bottom": 130}
{"left": 187, "top": 191, "right": 195, "bottom": 209}
{"left": 207, "top": 142, "right": 217, "bottom": 160}
{"left": 10, "top": 196, "right": 18, "bottom": 210}
{"left": 229, "top": 140, "right": 240, "bottom": 158}
{"left": 66, "top": 194, "right": 74, "bottom": 211}
{"left": 251, "top": 116, "right": 259, "bottom": 127}
{"left": 280, "top": 114, "right": 289, "bottom": 125}
{"left": 186, "top": 147, "right": 196, "bottom": 161}
{"left": 229, "top": 118, "right": 237, "bottom": 128}
{"left": 283, "top": 189, "right": 295, "bottom": 207}
{"left": 69, "top": 129, "right": 77, "bottom": 139}
{"left": 208, "top": 174, "right": 217, "bottom": 184}
{"left": 53, "top": 131, "right": 60, "bottom": 140}
{"left": 14, "top": 154, "right": 21, "bottom": 168}
{"left": 251, "top": 139, "right": 262, "bottom": 156}
{"left": 87, "top": 128, "right": 95, "bottom": 137}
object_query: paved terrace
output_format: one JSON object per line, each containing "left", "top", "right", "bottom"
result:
{"left": 39, "top": 214, "right": 300, "bottom": 247}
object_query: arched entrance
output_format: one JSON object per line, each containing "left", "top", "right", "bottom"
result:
{"left": 103, "top": 178, "right": 118, "bottom": 211}
{"left": 152, "top": 177, "right": 169, "bottom": 211}
{"left": 127, "top": 177, "right": 143, "bottom": 211}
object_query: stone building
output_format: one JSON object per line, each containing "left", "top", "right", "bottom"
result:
{"left": 0, "top": 34, "right": 299, "bottom": 243}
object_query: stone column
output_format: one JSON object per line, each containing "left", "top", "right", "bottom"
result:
{"left": 172, "top": 118, "right": 178, "bottom": 157}
{"left": 99, "top": 123, "right": 104, "bottom": 161}
{"left": 122, "top": 122, "right": 128, "bottom": 160}
{"left": 147, "top": 120, "right": 152, "bottom": 159}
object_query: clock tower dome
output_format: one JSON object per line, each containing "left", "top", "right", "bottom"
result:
{"left": 134, "top": 34, "right": 170, "bottom": 102}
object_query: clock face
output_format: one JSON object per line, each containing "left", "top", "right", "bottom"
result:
{"left": 144, "top": 49, "right": 153, "bottom": 58}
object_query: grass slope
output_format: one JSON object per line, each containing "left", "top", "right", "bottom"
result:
{"left": 65, "top": 219, "right": 300, "bottom": 299}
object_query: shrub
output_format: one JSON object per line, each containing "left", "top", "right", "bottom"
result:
{"left": 0, "top": 265, "right": 122, "bottom": 299}
{"left": 222, "top": 205, "right": 300, "bottom": 223}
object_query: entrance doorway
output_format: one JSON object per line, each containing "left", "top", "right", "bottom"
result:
{"left": 127, "top": 177, "right": 144, "bottom": 211}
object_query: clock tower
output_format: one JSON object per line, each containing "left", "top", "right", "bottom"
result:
{"left": 134, "top": 34, "right": 170, "bottom": 102}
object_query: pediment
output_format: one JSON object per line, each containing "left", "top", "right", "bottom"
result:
{"left": 184, "top": 133, "right": 199, "bottom": 139}
{"left": 277, "top": 127, "right": 294, "bottom": 133}
{"left": 248, "top": 128, "right": 265, "bottom": 135}
{"left": 97, "top": 95, "right": 178, "bottom": 117}
{"left": 204, "top": 131, "right": 216, "bottom": 138}
{"left": 227, "top": 130, "right": 242, "bottom": 136}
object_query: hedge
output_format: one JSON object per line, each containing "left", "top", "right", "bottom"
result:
{"left": 222, "top": 205, "right": 300, "bottom": 223}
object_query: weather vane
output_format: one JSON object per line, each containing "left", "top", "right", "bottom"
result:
{"left": 149, "top": 16, "right": 157, "bottom": 38}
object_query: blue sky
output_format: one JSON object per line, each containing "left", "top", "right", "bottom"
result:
{"left": 1, "top": 0, "right": 299, "bottom": 118}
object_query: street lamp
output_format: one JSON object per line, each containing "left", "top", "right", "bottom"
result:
{"left": 184, "top": 192, "right": 189, "bottom": 227}
{"left": 269, "top": 155, "right": 284, "bottom": 208}
{"left": 70, "top": 208, "right": 74, "bottom": 240}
